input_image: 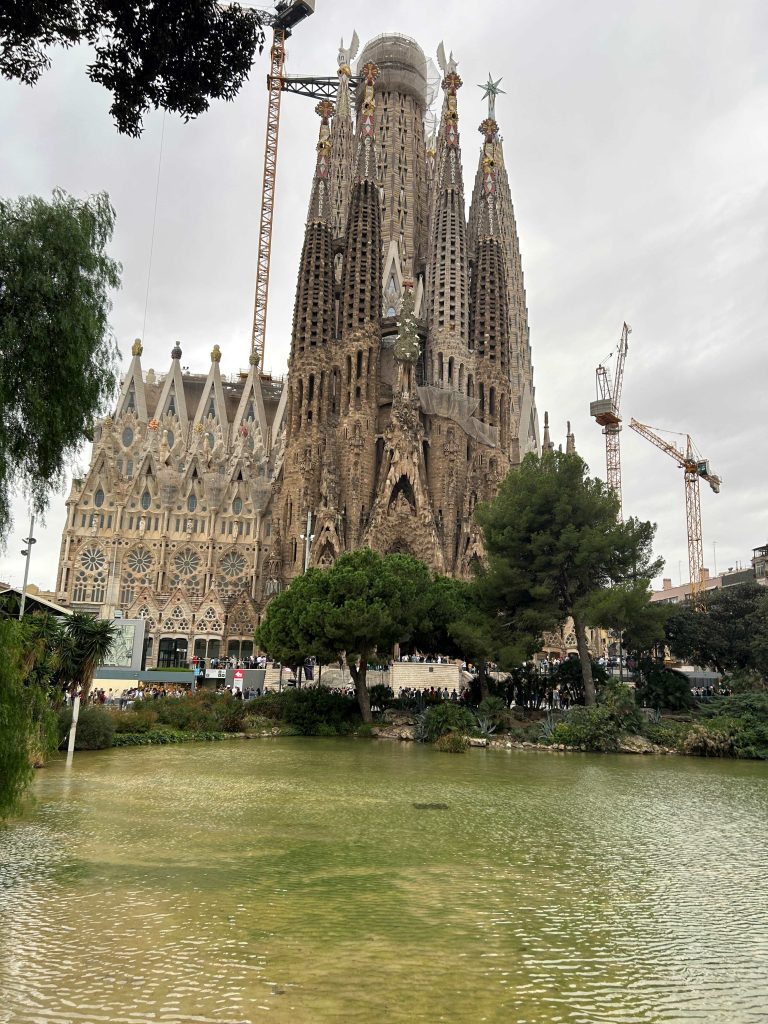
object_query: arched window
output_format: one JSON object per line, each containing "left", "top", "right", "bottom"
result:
{"left": 187, "top": 493, "right": 197, "bottom": 513}
{"left": 73, "top": 572, "right": 88, "bottom": 602}
{"left": 141, "top": 491, "right": 151, "bottom": 510}
{"left": 94, "top": 488, "right": 104, "bottom": 508}
{"left": 166, "top": 429, "right": 175, "bottom": 448}
{"left": 122, "top": 427, "right": 134, "bottom": 447}
{"left": 233, "top": 497, "right": 243, "bottom": 514}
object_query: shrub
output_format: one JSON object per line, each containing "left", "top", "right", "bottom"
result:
{"left": 112, "top": 729, "right": 225, "bottom": 746}
{"left": 369, "top": 684, "right": 394, "bottom": 709}
{"left": 423, "top": 702, "right": 476, "bottom": 742}
{"left": 642, "top": 720, "right": 689, "bottom": 750}
{"left": 356, "top": 722, "right": 375, "bottom": 738}
{"left": 434, "top": 732, "right": 469, "bottom": 753}
{"left": 111, "top": 708, "right": 158, "bottom": 733}
{"left": 314, "top": 722, "right": 339, "bottom": 737}
{"left": 551, "top": 705, "right": 621, "bottom": 752}
{"left": 634, "top": 662, "right": 694, "bottom": 711}
{"left": 58, "top": 706, "right": 115, "bottom": 750}
{"left": 477, "top": 696, "right": 507, "bottom": 723}
{"left": 249, "top": 688, "right": 360, "bottom": 735}
{"left": 681, "top": 724, "right": 736, "bottom": 758}
{"left": 597, "top": 677, "right": 644, "bottom": 731}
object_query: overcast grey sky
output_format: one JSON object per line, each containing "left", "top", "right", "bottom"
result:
{"left": 2, "top": 0, "right": 766, "bottom": 593}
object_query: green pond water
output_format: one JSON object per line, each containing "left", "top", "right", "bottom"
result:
{"left": 1, "top": 740, "right": 767, "bottom": 1024}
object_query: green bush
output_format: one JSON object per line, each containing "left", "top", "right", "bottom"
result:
{"left": 249, "top": 688, "right": 360, "bottom": 735}
{"left": 423, "top": 702, "right": 476, "bottom": 742}
{"left": 681, "top": 724, "right": 736, "bottom": 758}
{"left": 150, "top": 693, "right": 248, "bottom": 733}
{"left": 58, "top": 706, "right": 115, "bottom": 750}
{"left": 369, "top": 684, "right": 394, "bottom": 708}
{"left": 112, "top": 729, "right": 225, "bottom": 746}
{"left": 111, "top": 708, "right": 158, "bottom": 733}
{"left": 634, "top": 662, "right": 694, "bottom": 711}
{"left": 434, "top": 732, "right": 469, "bottom": 753}
{"left": 314, "top": 722, "right": 339, "bottom": 737}
{"left": 642, "top": 720, "right": 689, "bottom": 750}
{"left": 551, "top": 705, "right": 621, "bottom": 752}
{"left": 356, "top": 722, "right": 375, "bottom": 738}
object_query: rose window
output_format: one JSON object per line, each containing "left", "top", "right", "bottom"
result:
{"left": 174, "top": 549, "right": 201, "bottom": 576}
{"left": 127, "top": 547, "right": 152, "bottom": 574}
{"left": 220, "top": 551, "right": 247, "bottom": 578}
{"left": 80, "top": 546, "right": 106, "bottom": 571}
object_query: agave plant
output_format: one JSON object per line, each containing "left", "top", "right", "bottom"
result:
{"left": 475, "top": 715, "right": 498, "bottom": 738}
{"left": 414, "top": 711, "right": 428, "bottom": 743}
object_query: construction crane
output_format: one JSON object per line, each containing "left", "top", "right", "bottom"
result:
{"left": 249, "top": 0, "right": 316, "bottom": 369}
{"left": 629, "top": 419, "right": 721, "bottom": 608}
{"left": 590, "top": 322, "right": 631, "bottom": 518}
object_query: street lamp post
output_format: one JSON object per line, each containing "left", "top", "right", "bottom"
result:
{"left": 18, "top": 515, "right": 36, "bottom": 620}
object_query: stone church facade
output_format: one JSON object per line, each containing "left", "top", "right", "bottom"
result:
{"left": 55, "top": 33, "right": 540, "bottom": 666}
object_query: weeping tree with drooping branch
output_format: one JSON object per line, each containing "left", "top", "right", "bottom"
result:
{"left": 0, "top": 188, "right": 121, "bottom": 541}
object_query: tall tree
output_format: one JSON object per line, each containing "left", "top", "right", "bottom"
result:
{"left": 666, "top": 582, "right": 768, "bottom": 676}
{"left": 0, "top": 189, "right": 121, "bottom": 541}
{"left": 0, "top": 1, "right": 264, "bottom": 136}
{"left": 256, "top": 550, "right": 435, "bottom": 722}
{"left": 475, "top": 452, "right": 662, "bottom": 705}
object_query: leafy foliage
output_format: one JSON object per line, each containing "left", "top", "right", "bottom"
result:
{"left": 58, "top": 705, "right": 115, "bottom": 749}
{"left": 475, "top": 452, "right": 662, "bottom": 704}
{"left": 0, "top": 1, "right": 265, "bottom": 136}
{"left": 665, "top": 583, "right": 768, "bottom": 676}
{"left": 0, "top": 189, "right": 121, "bottom": 539}
{"left": 422, "top": 702, "right": 476, "bottom": 742}
{"left": 634, "top": 659, "right": 694, "bottom": 711}
{"left": 434, "top": 732, "right": 469, "bottom": 753}
{"left": 257, "top": 549, "right": 438, "bottom": 722}
{"left": 549, "top": 678, "right": 642, "bottom": 751}
{"left": 0, "top": 621, "right": 33, "bottom": 819}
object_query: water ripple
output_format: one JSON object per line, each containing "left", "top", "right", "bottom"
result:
{"left": 1, "top": 742, "right": 766, "bottom": 1023}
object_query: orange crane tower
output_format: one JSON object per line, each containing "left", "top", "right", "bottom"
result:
{"left": 590, "top": 323, "right": 631, "bottom": 519}
{"left": 629, "top": 419, "right": 721, "bottom": 608}
{"left": 249, "top": 1, "right": 316, "bottom": 369}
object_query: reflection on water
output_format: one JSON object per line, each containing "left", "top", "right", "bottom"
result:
{"left": 1, "top": 740, "right": 767, "bottom": 1023}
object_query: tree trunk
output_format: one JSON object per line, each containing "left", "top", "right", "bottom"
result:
{"left": 572, "top": 612, "right": 596, "bottom": 706}
{"left": 349, "top": 654, "right": 372, "bottom": 722}
{"left": 478, "top": 658, "right": 490, "bottom": 702}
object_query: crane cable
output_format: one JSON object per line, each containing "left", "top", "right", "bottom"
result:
{"left": 141, "top": 109, "right": 167, "bottom": 344}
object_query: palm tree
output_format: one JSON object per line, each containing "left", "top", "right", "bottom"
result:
{"left": 63, "top": 614, "right": 118, "bottom": 703}
{"left": 61, "top": 614, "right": 118, "bottom": 759}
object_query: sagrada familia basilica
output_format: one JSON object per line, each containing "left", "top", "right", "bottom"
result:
{"left": 55, "top": 33, "right": 558, "bottom": 667}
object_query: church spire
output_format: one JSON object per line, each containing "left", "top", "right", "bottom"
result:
{"left": 426, "top": 63, "right": 469, "bottom": 355}
{"left": 468, "top": 116, "right": 510, "bottom": 371}
{"left": 330, "top": 36, "right": 357, "bottom": 240}
{"left": 340, "top": 61, "right": 382, "bottom": 337}
{"left": 542, "top": 411, "right": 554, "bottom": 453}
{"left": 291, "top": 103, "right": 336, "bottom": 358}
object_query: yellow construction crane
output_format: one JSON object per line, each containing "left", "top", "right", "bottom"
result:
{"left": 629, "top": 419, "right": 721, "bottom": 608}
{"left": 590, "top": 322, "right": 631, "bottom": 518}
{"left": 248, "top": 0, "right": 316, "bottom": 370}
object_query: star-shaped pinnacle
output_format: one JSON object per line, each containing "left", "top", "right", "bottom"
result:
{"left": 478, "top": 74, "right": 505, "bottom": 120}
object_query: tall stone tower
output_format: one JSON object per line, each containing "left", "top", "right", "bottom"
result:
{"left": 53, "top": 34, "right": 544, "bottom": 662}
{"left": 271, "top": 33, "right": 540, "bottom": 588}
